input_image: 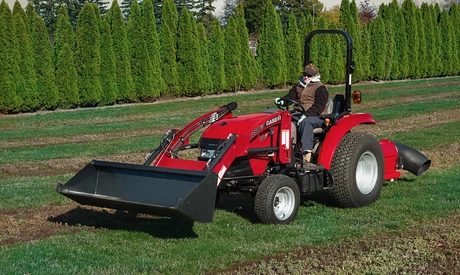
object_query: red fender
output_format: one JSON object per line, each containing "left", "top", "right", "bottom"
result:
{"left": 317, "top": 113, "right": 376, "bottom": 170}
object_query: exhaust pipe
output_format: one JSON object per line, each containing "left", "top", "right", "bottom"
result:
{"left": 394, "top": 142, "right": 431, "bottom": 176}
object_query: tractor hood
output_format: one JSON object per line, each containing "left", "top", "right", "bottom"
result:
{"left": 200, "top": 109, "right": 283, "bottom": 140}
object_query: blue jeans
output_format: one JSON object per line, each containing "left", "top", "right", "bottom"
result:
{"left": 293, "top": 116, "right": 323, "bottom": 151}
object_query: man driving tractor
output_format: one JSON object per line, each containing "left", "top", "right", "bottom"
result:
{"left": 275, "top": 63, "right": 329, "bottom": 163}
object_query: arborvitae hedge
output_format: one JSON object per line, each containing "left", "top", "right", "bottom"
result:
{"left": 142, "top": 0, "right": 166, "bottom": 96}
{"left": 109, "top": 0, "right": 136, "bottom": 102}
{"left": 3, "top": 0, "right": 460, "bottom": 113}
{"left": 127, "top": 0, "right": 156, "bottom": 101}
{"left": 0, "top": 1, "right": 20, "bottom": 113}
{"left": 257, "top": 1, "right": 286, "bottom": 88}
{"left": 369, "top": 16, "right": 386, "bottom": 80}
{"left": 236, "top": 3, "right": 257, "bottom": 90}
{"left": 100, "top": 16, "right": 118, "bottom": 106}
{"left": 315, "top": 17, "right": 331, "bottom": 83}
{"left": 56, "top": 43, "right": 79, "bottom": 109}
{"left": 75, "top": 3, "right": 102, "bottom": 107}
{"left": 207, "top": 18, "right": 226, "bottom": 94}
{"left": 13, "top": 2, "right": 39, "bottom": 112}
{"left": 284, "top": 13, "right": 301, "bottom": 85}
{"left": 402, "top": 0, "right": 420, "bottom": 78}
{"left": 31, "top": 9, "right": 59, "bottom": 110}
{"left": 159, "top": 0, "right": 178, "bottom": 97}
{"left": 177, "top": 8, "right": 203, "bottom": 96}
{"left": 54, "top": 7, "right": 75, "bottom": 67}
{"left": 223, "top": 15, "right": 242, "bottom": 91}
{"left": 197, "top": 22, "right": 213, "bottom": 95}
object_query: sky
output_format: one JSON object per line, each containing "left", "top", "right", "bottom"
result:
{"left": 4, "top": 0, "right": 443, "bottom": 13}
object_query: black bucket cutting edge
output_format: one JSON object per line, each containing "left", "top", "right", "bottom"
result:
{"left": 56, "top": 160, "right": 218, "bottom": 222}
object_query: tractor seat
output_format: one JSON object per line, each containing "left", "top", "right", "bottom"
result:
{"left": 313, "top": 95, "right": 345, "bottom": 135}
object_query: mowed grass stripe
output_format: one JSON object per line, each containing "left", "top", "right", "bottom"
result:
{"left": 1, "top": 78, "right": 459, "bottom": 138}
{"left": 0, "top": 135, "right": 161, "bottom": 165}
{"left": 0, "top": 93, "right": 277, "bottom": 131}
{"left": 1, "top": 105, "right": 460, "bottom": 165}
{"left": 1, "top": 88, "right": 459, "bottom": 146}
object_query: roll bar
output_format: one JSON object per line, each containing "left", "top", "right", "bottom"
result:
{"left": 304, "top": 30, "right": 355, "bottom": 114}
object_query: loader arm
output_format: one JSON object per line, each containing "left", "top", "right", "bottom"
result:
{"left": 144, "top": 102, "right": 237, "bottom": 166}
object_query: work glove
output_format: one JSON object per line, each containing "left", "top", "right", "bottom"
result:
{"left": 274, "top": 98, "right": 285, "bottom": 106}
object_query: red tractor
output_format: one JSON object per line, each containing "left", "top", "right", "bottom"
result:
{"left": 57, "top": 30, "right": 430, "bottom": 224}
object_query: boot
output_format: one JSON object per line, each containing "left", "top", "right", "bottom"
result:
{"left": 303, "top": 152, "right": 323, "bottom": 170}
{"left": 303, "top": 152, "right": 312, "bottom": 163}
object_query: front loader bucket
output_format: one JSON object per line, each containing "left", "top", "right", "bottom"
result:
{"left": 56, "top": 160, "right": 218, "bottom": 222}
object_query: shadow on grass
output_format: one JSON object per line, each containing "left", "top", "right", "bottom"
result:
{"left": 48, "top": 206, "right": 197, "bottom": 239}
{"left": 215, "top": 190, "right": 336, "bottom": 223}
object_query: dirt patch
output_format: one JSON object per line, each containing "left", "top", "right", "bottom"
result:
{"left": 0, "top": 129, "right": 167, "bottom": 150}
{"left": 0, "top": 203, "right": 83, "bottom": 245}
{"left": 0, "top": 152, "right": 147, "bottom": 179}
{"left": 355, "top": 108, "right": 460, "bottom": 136}
{"left": 354, "top": 92, "right": 460, "bottom": 111}
{"left": 0, "top": 203, "right": 193, "bottom": 246}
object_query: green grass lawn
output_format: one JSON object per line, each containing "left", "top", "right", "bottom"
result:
{"left": 1, "top": 77, "right": 459, "bottom": 274}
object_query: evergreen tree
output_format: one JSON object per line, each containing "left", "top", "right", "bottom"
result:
{"left": 0, "top": 1, "right": 20, "bottom": 112}
{"left": 207, "top": 18, "right": 226, "bottom": 94}
{"left": 284, "top": 13, "right": 302, "bottom": 85}
{"left": 75, "top": 3, "right": 102, "bottom": 106}
{"left": 360, "top": 23, "right": 370, "bottom": 81}
{"left": 159, "top": 0, "right": 179, "bottom": 97}
{"left": 299, "top": 13, "right": 317, "bottom": 67}
{"left": 235, "top": 3, "right": 257, "bottom": 89}
{"left": 431, "top": 4, "right": 443, "bottom": 76}
{"left": 100, "top": 16, "right": 118, "bottom": 105}
{"left": 328, "top": 21, "right": 345, "bottom": 84}
{"left": 368, "top": 15, "right": 386, "bottom": 80}
{"left": 439, "top": 9, "right": 454, "bottom": 76}
{"left": 176, "top": 8, "right": 203, "bottom": 96}
{"left": 56, "top": 43, "right": 79, "bottom": 108}
{"left": 142, "top": 0, "right": 166, "bottom": 95}
{"left": 223, "top": 15, "right": 242, "bottom": 91}
{"left": 257, "top": 1, "right": 286, "bottom": 88}
{"left": 109, "top": 0, "right": 136, "bottom": 102}
{"left": 381, "top": 7, "right": 395, "bottom": 80}
{"left": 421, "top": 3, "right": 435, "bottom": 77}
{"left": 54, "top": 6, "right": 76, "bottom": 66}
{"left": 349, "top": 0, "right": 365, "bottom": 81}
{"left": 385, "top": 0, "right": 409, "bottom": 80}
{"left": 315, "top": 17, "right": 331, "bottom": 83}
{"left": 13, "top": 2, "right": 40, "bottom": 112}
{"left": 197, "top": 22, "right": 213, "bottom": 94}
{"left": 31, "top": 10, "right": 59, "bottom": 109}
{"left": 415, "top": 7, "right": 427, "bottom": 78}
{"left": 402, "top": 0, "right": 420, "bottom": 78}
{"left": 127, "top": 0, "right": 157, "bottom": 101}
{"left": 25, "top": 3, "right": 37, "bottom": 35}
{"left": 448, "top": 4, "right": 460, "bottom": 75}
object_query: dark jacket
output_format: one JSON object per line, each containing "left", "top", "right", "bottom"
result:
{"left": 282, "top": 81, "right": 329, "bottom": 116}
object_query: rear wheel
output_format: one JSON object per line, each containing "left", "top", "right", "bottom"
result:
{"left": 255, "top": 174, "right": 300, "bottom": 224}
{"left": 329, "top": 132, "right": 384, "bottom": 208}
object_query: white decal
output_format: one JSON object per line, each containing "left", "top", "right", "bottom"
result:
{"left": 217, "top": 165, "right": 227, "bottom": 186}
{"left": 282, "top": 130, "right": 290, "bottom": 149}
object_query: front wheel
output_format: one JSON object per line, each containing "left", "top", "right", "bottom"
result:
{"left": 329, "top": 132, "right": 384, "bottom": 208}
{"left": 255, "top": 174, "right": 300, "bottom": 224}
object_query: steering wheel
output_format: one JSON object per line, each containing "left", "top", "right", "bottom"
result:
{"left": 276, "top": 98, "right": 305, "bottom": 117}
